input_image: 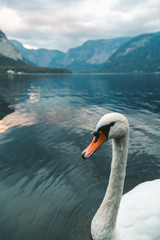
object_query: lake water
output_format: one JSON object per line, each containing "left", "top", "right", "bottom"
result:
{"left": 0, "top": 73, "right": 160, "bottom": 240}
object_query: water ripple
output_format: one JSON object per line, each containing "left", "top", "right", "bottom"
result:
{"left": 0, "top": 73, "right": 160, "bottom": 240}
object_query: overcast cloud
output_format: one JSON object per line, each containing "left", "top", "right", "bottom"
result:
{"left": 0, "top": 0, "right": 160, "bottom": 51}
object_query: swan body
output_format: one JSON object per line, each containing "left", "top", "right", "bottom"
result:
{"left": 81, "top": 113, "right": 160, "bottom": 240}
{"left": 116, "top": 180, "right": 160, "bottom": 240}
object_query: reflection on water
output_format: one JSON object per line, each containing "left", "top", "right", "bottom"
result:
{"left": 0, "top": 73, "right": 160, "bottom": 240}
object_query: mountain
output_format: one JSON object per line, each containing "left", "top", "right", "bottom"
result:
{"left": 0, "top": 30, "right": 28, "bottom": 67}
{"left": 0, "top": 30, "right": 71, "bottom": 73}
{"left": 102, "top": 32, "right": 160, "bottom": 73}
{"left": 8, "top": 31, "right": 160, "bottom": 73}
{"left": 11, "top": 37, "right": 130, "bottom": 72}
{"left": 60, "top": 38, "right": 131, "bottom": 72}
{"left": 11, "top": 40, "right": 65, "bottom": 67}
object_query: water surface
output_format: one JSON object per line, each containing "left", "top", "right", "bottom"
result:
{"left": 0, "top": 73, "right": 160, "bottom": 240}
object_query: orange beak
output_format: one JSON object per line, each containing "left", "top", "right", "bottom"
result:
{"left": 81, "top": 131, "right": 107, "bottom": 159}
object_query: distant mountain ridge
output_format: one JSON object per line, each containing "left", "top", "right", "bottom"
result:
{"left": 102, "top": 32, "right": 160, "bottom": 73}
{"left": 60, "top": 38, "right": 131, "bottom": 72}
{"left": 6, "top": 30, "right": 160, "bottom": 73}
{"left": 11, "top": 37, "right": 131, "bottom": 72}
{"left": 11, "top": 40, "right": 65, "bottom": 67}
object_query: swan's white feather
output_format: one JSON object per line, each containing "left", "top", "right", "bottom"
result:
{"left": 116, "top": 179, "right": 160, "bottom": 240}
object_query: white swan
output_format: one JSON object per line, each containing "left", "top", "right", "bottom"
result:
{"left": 81, "top": 112, "right": 160, "bottom": 240}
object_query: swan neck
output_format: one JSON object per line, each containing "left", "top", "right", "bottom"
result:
{"left": 91, "top": 133, "right": 129, "bottom": 240}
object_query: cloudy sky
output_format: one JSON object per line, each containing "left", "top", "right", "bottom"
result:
{"left": 0, "top": 0, "right": 160, "bottom": 52}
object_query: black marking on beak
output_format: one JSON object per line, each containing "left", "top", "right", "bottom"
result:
{"left": 94, "top": 133, "right": 99, "bottom": 143}
{"left": 81, "top": 151, "right": 86, "bottom": 159}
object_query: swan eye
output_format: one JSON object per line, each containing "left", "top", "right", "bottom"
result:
{"left": 93, "top": 122, "right": 115, "bottom": 140}
{"left": 99, "top": 122, "right": 115, "bottom": 137}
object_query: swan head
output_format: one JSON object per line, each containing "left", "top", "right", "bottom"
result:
{"left": 81, "top": 112, "right": 129, "bottom": 159}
